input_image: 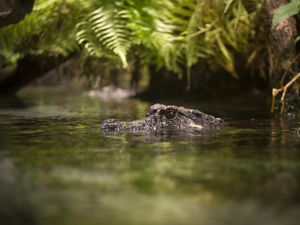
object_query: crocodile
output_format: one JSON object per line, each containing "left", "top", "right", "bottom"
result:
{"left": 100, "top": 104, "right": 223, "bottom": 133}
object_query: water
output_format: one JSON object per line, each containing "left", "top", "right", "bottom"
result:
{"left": 1, "top": 86, "right": 300, "bottom": 225}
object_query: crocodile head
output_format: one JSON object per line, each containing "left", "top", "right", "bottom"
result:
{"left": 144, "top": 104, "right": 223, "bottom": 131}
{"left": 100, "top": 104, "right": 223, "bottom": 133}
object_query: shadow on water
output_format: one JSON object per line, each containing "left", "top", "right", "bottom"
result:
{"left": 0, "top": 94, "right": 34, "bottom": 109}
{"left": 1, "top": 86, "right": 300, "bottom": 225}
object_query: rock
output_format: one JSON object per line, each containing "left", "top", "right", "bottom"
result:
{"left": 0, "top": 0, "right": 35, "bottom": 28}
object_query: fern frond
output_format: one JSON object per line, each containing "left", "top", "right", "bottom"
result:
{"left": 0, "top": 0, "right": 265, "bottom": 79}
{"left": 76, "top": 5, "right": 132, "bottom": 68}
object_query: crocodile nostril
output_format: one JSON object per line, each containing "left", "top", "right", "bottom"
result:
{"left": 149, "top": 108, "right": 158, "bottom": 115}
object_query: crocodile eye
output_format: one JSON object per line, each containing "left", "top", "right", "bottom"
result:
{"left": 165, "top": 108, "right": 177, "bottom": 119}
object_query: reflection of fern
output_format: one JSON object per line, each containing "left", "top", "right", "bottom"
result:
{"left": 76, "top": 5, "right": 131, "bottom": 68}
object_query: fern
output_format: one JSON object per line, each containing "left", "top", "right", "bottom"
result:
{"left": 76, "top": 4, "right": 132, "bottom": 68}
{"left": 0, "top": 0, "right": 132, "bottom": 67}
{"left": 150, "top": 0, "right": 260, "bottom": 76}
{"left": 0, "top": 0, "right": 84, "bottom": 59}
{"left": 146, "top": 0, "right": 195, "bottom": 74}
{"left": 0, "top": 0, "right": 264, "bottom": 79}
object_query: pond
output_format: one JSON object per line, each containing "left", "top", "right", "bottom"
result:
{"left": 1, "top": 86, "right": 300, "bottom": 225}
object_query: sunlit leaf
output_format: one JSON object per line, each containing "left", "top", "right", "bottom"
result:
{"left": 272, "top": 1, "right": 300, "bottom": 28}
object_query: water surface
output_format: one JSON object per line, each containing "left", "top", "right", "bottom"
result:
{"left": 1, "top": 86, "right": 300, "bottom": 225}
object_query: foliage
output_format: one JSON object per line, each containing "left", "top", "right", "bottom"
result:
{"left": 0, "top": 0, "right": 82, "bottom": 60}
{"left": 76, "top": 5, "right": 131, "bottom": 68}
{"left": 272, "top": 0, "right": 300, "bottom": 28}
{"left": 0, "top": 0, "right": 264, "bottom": 78}
{"left": 272, "top": 0, "right": 300, "bottom": 46}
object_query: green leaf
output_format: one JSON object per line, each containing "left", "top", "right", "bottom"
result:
{"left": 272, "top": 1, "right": 300, "bottom": 28}
{"left": 223, "top": 0, "right": 235, "bottom": 16}
{"left": 295, "top": 35, "right": 300, "bottom": 43}
{"left": 234, "top": 0, "right": 243, "bottom": 30}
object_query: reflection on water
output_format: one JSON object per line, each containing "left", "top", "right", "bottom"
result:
{"left": 1, "top": 86, "right": 300, "bottom": 225}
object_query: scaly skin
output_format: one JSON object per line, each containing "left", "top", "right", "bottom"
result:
{"left": 100, "top": 104, "right": 223, "bottom": 133}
